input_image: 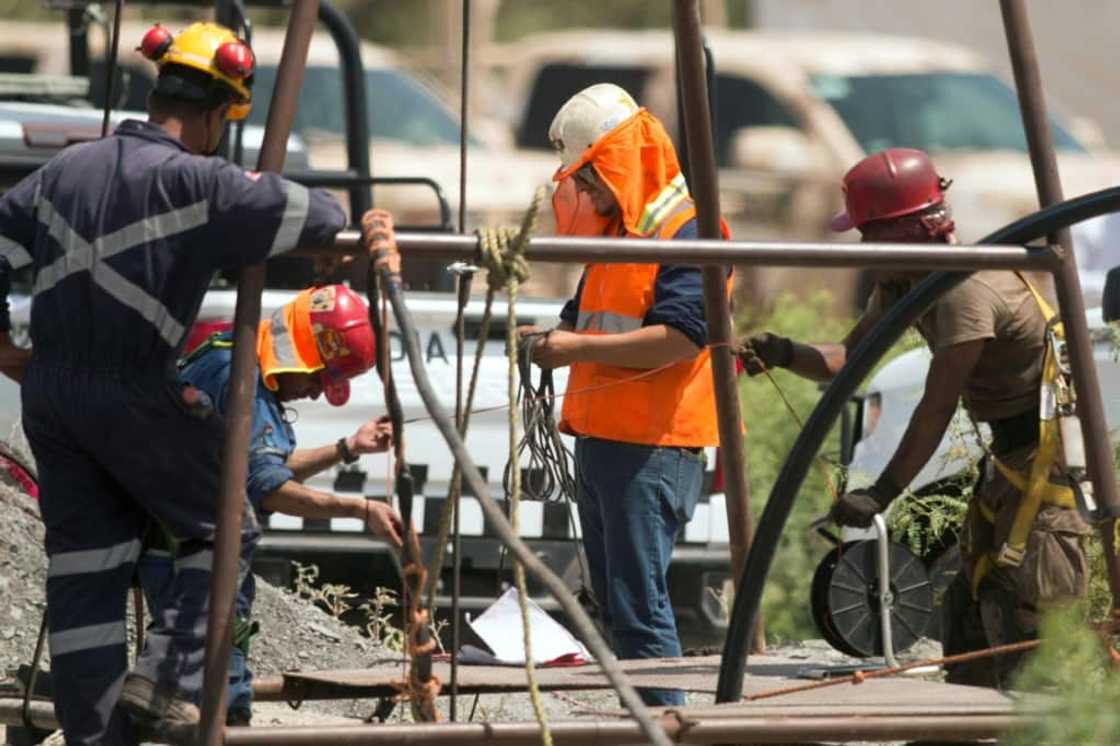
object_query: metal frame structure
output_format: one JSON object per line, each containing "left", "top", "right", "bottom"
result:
{"left": 19, "top": 0, "right": 1106, "bottom": 742}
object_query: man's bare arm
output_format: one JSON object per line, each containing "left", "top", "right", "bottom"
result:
{"left": 286, "top": 443, "right": 341, "bottom": 483}
{"left": 287, "top": 415, "right": 393, "bottom": 482}
{"left": 879, "top": 339, "right": 985, "bottom": 490}
{"left": 785, "top": 313, "right": 878, "bottom": 382}
{"left": 262, "top": 481, "right": 403, "bottom": 548}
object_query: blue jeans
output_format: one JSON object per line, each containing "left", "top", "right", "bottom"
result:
{"left": 574, "top": 436, "right": 703, "bottom": 707}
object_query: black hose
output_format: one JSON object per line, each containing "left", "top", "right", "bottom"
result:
{"left": 377, "top": 266, "right": 674, "bottom": 746}
{"left": 715, "top": 185, "right": 1120, "bottom": 702}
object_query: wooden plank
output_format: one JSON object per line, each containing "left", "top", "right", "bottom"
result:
{"left": 279, "top": 654, "right": 1018, "bottom": 716}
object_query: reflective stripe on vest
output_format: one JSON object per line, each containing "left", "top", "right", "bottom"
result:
{"left": 558, "top": 198, "right": 729, "bottom": 448}
{"left": 257, "top": 289, "right": 324, "bottom": 390}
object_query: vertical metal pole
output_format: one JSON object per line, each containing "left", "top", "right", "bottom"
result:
{"left": 66, "top": 8, "right": 89, "bottom": 79}
{"left": 448, "top": 0, "right": 472, "bottom": 722}
{"left": 999, "top": 0, "right": 1120, "bottom": 608}
{"left": 458, "top": 0, "right": 471, "bottom": 235}
{"left": 671, "top": 0, "right": 763, "bottom": 653}
{"left": 198, "top": 2, "right": 320, "bottom": 744}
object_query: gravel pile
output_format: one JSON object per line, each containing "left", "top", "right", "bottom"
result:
{"left": 248, "top": 576, "right": 382, "bottom": 678}
{"left": 0, "top": 482, "right": 49, "bottom": 676}
{"left": 0, "top": 466, "right": 384, "bottom": 701}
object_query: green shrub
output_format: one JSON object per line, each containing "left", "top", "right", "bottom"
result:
{"left": 1008, "top": 604, "right": 1120, "bottom": 745}
{"left": 736, "top": 292, "right": 858, "bottom": 642}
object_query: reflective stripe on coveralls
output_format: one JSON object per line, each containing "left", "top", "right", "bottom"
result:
{"left": 2, "top": 118, "right": 345, "bottom": 745}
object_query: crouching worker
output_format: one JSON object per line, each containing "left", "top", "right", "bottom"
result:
{"left": 740, "top": 148, "right": 1090, "bottom": 688}
{"left": 139, "top": 280, "right": 404, "bottom": 726}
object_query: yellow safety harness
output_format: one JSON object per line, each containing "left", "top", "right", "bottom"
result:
{"left": 971, "top": 273, "right": 1078, "bottom": 596}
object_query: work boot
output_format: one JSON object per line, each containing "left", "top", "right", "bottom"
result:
{"left": 118, "top": 673, "right": 199, "bottom": 745}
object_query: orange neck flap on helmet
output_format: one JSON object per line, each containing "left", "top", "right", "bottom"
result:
{"left": 257, "top": 288, "right": 324, "bottom": 391}
{"left": 553, "top": 108, "right": 685, "bottom": 238}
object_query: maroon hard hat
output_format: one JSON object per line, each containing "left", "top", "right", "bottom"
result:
{"left": 831, "top": 148, "right": 947, "bottom": 232}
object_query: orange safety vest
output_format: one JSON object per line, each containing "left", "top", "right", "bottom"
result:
{"left": 558, "top": 200, "right": 730, "bottom": 448}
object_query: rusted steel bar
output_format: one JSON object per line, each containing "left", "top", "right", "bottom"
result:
{"left": 999, "top": 0, "right": 1120, "bottom": 608}
{"left": 221, "top": 713, "right": 1028, "bottom": 745}
{"left": 303, "top": 231, "right": 1059, "bottom": 270}
{"left": 671, "top": 0, "right": 762, "bottom": 656}
{"left": 0, "top": 699, "right": 59, "bottom": 731}
{"left": 199, "top": 2, "right": 319, "bottom": 744}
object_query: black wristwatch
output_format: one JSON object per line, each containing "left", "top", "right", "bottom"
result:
{"left": 337, "top": 437, "right": 359, "bottom": 465}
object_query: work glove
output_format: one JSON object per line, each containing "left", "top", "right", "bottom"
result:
{"left": 361, "top": 208, "right": 400, "bottom": 275}
{"left": 830, "top": 476, "right": 901, "bottom": 529}
{"left": 737, "top": 332, "right": 793, "bottom": 376}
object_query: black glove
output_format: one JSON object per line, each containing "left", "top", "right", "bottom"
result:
{"left": 738, "top": 332, "right": 793, "bottom": 376}
{"left": 830, "top": 475, "right": 902, "bottom": 529}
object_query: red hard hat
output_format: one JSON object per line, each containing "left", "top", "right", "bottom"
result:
{"left": 308, "top": 285, "right": 376, "bottom": 407}
{"left": 831, "top": 148, "right": 947, "bottom": 232}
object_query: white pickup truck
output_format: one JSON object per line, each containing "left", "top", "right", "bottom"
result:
{"left": 0, "top": 98, "right": 734, "bottom": 647}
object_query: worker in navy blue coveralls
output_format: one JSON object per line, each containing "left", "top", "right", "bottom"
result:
{"left": 137, "top": 285, "right": 403, "bottom": 727}
{"left": 0, "top": 22, "right": 390, "bottom": 744}
{"left": 524, "top": 84, "right": 731, "bottom": 707}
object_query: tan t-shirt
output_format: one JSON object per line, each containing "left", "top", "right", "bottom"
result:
{"left": 864, "top": 271, "right": 1047, "bottom": 422}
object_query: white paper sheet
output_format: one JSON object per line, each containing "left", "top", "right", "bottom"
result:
{"left": 465, "top": 587, "right": 592, "bottom": 665}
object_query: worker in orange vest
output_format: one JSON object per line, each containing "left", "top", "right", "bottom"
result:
{"left": 524, "top": 83, "right": 729, "bottom": 706}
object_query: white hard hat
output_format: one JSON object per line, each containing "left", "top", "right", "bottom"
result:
{"left": 548, "top": 83, "right": 639, "bottom": 169}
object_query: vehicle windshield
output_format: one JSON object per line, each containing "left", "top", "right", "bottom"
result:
{"left": 810, "top": 72, "right": 1084, "bottom": 154}
{"left": 249, "top": 65, "right": 464, "bottom": 147}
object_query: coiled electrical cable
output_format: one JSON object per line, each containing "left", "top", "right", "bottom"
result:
{"left": 502, "top": 332, "right": 576, "bottom": 504}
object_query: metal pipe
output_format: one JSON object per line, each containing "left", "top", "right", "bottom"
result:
{"left": 452, "top": 0, "right": 472, "bottom": 715}
{"left": 99, "top": 0, "right": 123, "bottom": 138}
{"left": 998, "top": 0, "right": 1120, "bottom": 607}
{"left": 199, "top": 2, "right": 319, "bottom": 744}
{"left": 306, "top": 231, "right": 1060, "bottom": 270}
{"left": 715, "top": 185, "right": 1120, "bottom": 704}
{"left": 872, "top": 514, "right": 898, "bottom": 668}
{"left": 221, "top": 713, "right": 1027, "bottom": 745}
{"left": 318, "top": 0, "right": 373, "bottom": 219}
{"left": 0, "top": 699, "right": 59, "bottom": 732}
{"left": 458, "top": 0, "right": 471, "bottom": 233}
{"left": 67, "top": 8, "right": 90, "bottom": 78}
{"left": 671, "top": 0, "right": 762, "bottom": 655}
{"left": 450, "top": 269, "right": 469, "bottom": 721}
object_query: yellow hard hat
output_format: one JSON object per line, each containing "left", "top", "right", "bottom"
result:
{"left": 140, "top": 21, "right": 254, "bottom": 120}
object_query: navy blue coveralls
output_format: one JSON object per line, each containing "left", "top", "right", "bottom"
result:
{"left": 0, "top": 119, "right": 345, "bottom": 745}
{"left": 137, "top": 333, "right": 296, "bottom": 722}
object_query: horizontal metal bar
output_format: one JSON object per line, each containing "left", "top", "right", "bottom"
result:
{"left": 299, "top": 230, "right": 1059, "bottom": 271}
{"left": 0, "top": 698, "right": 58, "bottom": 731}
{"left": 222, "top": 712, "right": 1030, "bottom": 745}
